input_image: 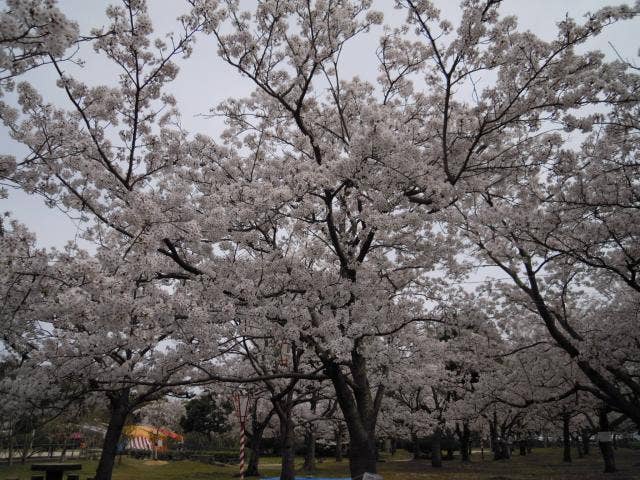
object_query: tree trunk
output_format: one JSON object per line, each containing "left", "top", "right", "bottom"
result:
{"left": 495, "top": 430, "right": 510, "bottom": 461}
{"left": 7, "top": 422, "right": 14, "bottom": 466}
{"left": 322, "top": 352, "right": 379, "bottom": 479}
{"left": 277, "top": 410, "right": 295, "bottom": 480}
{"left": 598, "top": 407, "right": 616, "bottom": 473}
{"left": 245, "top": 413, "right": 270, "bottom": 477}
{"left": 348, "top": 431, "right": 377, "bottom": 478}
{"left": 500, "top": 425, "right": 512, "bottom": 460}
{"left": 489, "top": 415, "right": 502, "bottom": 460}
{"left": 576, "top": 434, "right": 584, "bottom": 458}
{"left": 302, "top": 428, "right": 316, "bottom": 471}
{"left": 519, "top": 440, "right": 526, "bottom": 456}
{"left": 599, "top": 440, "right": 616, "bottom": 473}
{"left": 411, "top": 431, "right": 420, "bottom": 460}
{"left": 581, "top": 430, "right": 590, "bottom": 456}
{"left": 94, "top": 390, "right": 131, "bottom": 480}
{"left": 489, "top": 412, "right": 507, "bottom": 460}
{"left": 563, "top": 409, "right": 572, "bottom": 463}
{"left": 22, "top": 427, "right": 36, "bottom": 464}
{"left": 20, "top": 430, "right": 30, "bottom": 464}
{"left": 335, "top": 423, "right": 343, "bottom": 462}
{"left": 246, "top": 446, "right": 260, "bottom": 476}
{"left": 501, "top": 440, "right": 511, "bottom": 460}
{"left": 459, "top": 423, "right": 471, "bottom": 462}
{"left": 431, "top": 427, "right": 442, "bottom": 468}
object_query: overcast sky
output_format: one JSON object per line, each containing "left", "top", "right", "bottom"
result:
{"left": 2, "top": 0, "right": 638, "bottom": 252}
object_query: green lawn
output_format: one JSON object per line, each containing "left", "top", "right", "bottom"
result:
{"left": 2, "top": 448, "right": 640, "bottom": 480}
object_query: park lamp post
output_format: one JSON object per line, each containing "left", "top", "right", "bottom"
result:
{"left": 232, "top": 390, "right": 252, "bottom": 480}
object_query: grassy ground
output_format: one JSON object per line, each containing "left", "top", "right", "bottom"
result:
{"left": 1, "top": 448, "right": 639, "bottom": 480}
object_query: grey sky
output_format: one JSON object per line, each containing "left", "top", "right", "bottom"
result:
{"left": 1, "top": 0, "right": 638, "bottom": 251}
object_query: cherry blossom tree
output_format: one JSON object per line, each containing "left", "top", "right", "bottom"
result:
{"left": 0, "top": 0, "right": 78, "bottom": 93}
{"left": 0, "top": 223, "right": 210, "bottom": 480}
{"left": 38, "top": 249, "right": 208, "bottom": 480}
{"left": 1, "top": 1, "right": 639, "bottom": 478}
{"left": 0, "top": 216, "right": 50, "bottom": 364}
{"left": 459, "top": 186, "right": 640, "bottom": 434}
{"left": 244, "top": 394, "right": 276, "bottom": 477}
{"left": 220, "top": 336, "right": 328, "bottom": 480}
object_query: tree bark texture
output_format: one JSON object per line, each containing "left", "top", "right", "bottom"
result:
{"left": 431, "top": 427, "right": 442, "bottom": 468}
{"left": 581, "top": 430, "right": 591, "bottom": 456}
{"left": 519, "top": 440, "right": 526, "bottom": 456}
{"left": 277, "top": 410, "right": 295, "bottom": 480}
{"left": 598, "top": 407, "right": 616, "bottom": 473}
{"left": 245, "top": 413, "right": 270, "bottom": 477}
{"left": 322, "top": 350, "right": 381, "bottom": 479}
{"left": 457, "top": 422, "right": 471, "bottom": 462}
{"left": 94, "top": 390, "right": 131, "bottom": 480}
{"left": 411, "top": 431, "right": 420, "bottom": 460}
{"left": 563, "top": 409, "right": 572, "bottom": 463}
{"left": 302, "top": 428, "right": 316, "bottom": 471}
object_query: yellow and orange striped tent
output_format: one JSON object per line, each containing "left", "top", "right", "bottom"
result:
{"left": 123, "top": 425, "right": 183, "bottom": 452}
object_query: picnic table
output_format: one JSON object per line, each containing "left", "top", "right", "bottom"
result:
{"left": 31, "top": 462, "right": 82, "bottom": 480}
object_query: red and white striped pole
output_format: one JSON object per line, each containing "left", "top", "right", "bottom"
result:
{"left": 239, "top": 419, "right": 246, "bottom": 479}
{"left": 233, "top": 391, "right": 251, "bottom": 480}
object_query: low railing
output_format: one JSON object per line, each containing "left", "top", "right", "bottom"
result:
{"left": 0, "top": 444, "right": 93, "bottom": 463}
